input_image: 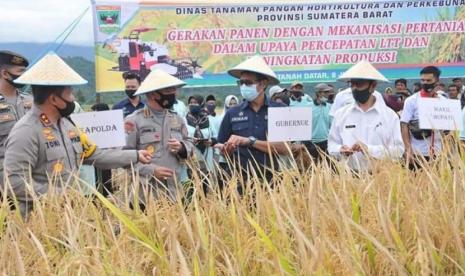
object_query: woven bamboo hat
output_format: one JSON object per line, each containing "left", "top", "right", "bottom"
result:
{"left": 135, "top": 69, "right": 186, "bottom": 96}
{"left": 14, "top": 52, "right": 87, "bottom": 85}
{"left": 338, "top": 60, "right": 388, "bottom": 82}
{"left": 228, "top": 55, "right": 279, "bottom": 85}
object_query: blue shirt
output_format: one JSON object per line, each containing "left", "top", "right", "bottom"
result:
{"left": 218, "top": 98, "right": 284, "bottom": 173}
{"left": 112, "top": 98, "right": 145, "bottom": 118}
{"left": 310, "top": 100, "right": 332, "bottom": 143}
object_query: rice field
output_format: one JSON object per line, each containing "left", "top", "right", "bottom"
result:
{"left": 1, "top": 145, "right": 465, "bottom": 275}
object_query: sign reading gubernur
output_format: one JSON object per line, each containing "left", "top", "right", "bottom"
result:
{"left": 418, "top": 98, "right": 462, "bottom": 131}
{"left": 70, "top": 110, "right": 125, "bottom": 148}
{"left": 268, "top": 107, "right": 312, "bottom": 142}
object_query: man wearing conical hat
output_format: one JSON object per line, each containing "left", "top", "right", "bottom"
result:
{"left": 0, "top": 50, "right": 33, "bottom": 196}
{"left": 2, "top": 52, "right": 152, "bottom": 217}
{"left": 124, "top": 69, "right": 194, "bottom": 206}
{"left": 327, "top": 60, "right": 404, "bottom": 171}
{"left": 329, "top": 61, "right": 387, "bottom": 117}
{"left": 216, "top": 56, "right": 289, "bottom": 187}
{"left": 400, "top": 66, "right": 444, "bottom": 170}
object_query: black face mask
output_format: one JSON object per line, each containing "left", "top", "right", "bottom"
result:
{"left": 5, "top": 72, "right": 25, "bottom": 89}
{"left": 291, "top": 92, "right": 303, "bottom": 102}
{"left": 352, "top": 87, "right": 371, "bottom": 104}
{"left": 422, "top": 83, "right": 436, "bottom": 92}
{"left": 57, "top": 96, "right": 76, "bottom": 118}
{"left": 189, "top": 105, "right": 202, "bottom": 114}
{"left": 125, "top": 89, "right": 137, "bottom": 99}
{"left": 155, "top": 93, "right": 176, "bottom": 109}
{"left": 327, "top": 94, "right": 335, "bottom": 103}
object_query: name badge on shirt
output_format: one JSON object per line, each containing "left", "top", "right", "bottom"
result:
{"left": 231, "top": 116, "right": 248, "bottom": 122}
{"left": 345, "top": 124, "right": 356, "bottom": 129}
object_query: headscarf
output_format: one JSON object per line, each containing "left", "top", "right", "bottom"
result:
{"left": 222, "top": 95, "right": 239, "bottom": 115}
{"left": 186, "top": 95, "right": 210, "bottom": 153}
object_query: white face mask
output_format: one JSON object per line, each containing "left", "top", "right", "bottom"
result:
{"left": 240, "top": 84, "right": 259, "bottom": 102}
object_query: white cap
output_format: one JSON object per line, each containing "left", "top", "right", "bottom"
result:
{"left": 337, "top": 60, "right": 388, "bottom": 82}
{"left": 135, "top": 69, "right": 186, "bottom": 96}
{"left": 228, "top": 55, "right": 279, "bottom": 85}
{"left": 269, "top": 85, "right": 286, "bottom": 98}
{"left": 14, "top": 52, "right": 87, "bottom": 86}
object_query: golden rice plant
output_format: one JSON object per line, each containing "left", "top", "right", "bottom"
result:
{"left": 1, "top": 140, "right": 465, "bottom": 275}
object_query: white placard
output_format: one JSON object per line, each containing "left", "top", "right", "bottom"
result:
{"left": 71, "top": 110, "right": 125, "bottom": 149}
{"left": 268, "top": 107, "right": 312, "bottom": 142}
{"left": 418, "top": 98, "right": 462, "bottom": 130}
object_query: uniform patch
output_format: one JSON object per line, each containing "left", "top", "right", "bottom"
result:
{"left": 42, "top": 128, "right": 53, "bottom": 135}
{"left": 52, "top": 161, "right": 64, "bottom": 173}
{"left": 231, "top": 116, "right": 248, "bottom": 122}
{"left": 68, "top": 130, "right": 77, "bottom": 138}
{"left": 124, "top": 121, "right": 135, "bottom": 133}
{"left": 345, "top": 125, "right": 356, "bottom": 129}
{"left": 0, "top": 113, "right": 14, "bottom": 122}
{"left": 45, "top": 134, "right": 56, "bottom": 141}
{"left": 146, "top": 145, "right": 155, "bottom": 154}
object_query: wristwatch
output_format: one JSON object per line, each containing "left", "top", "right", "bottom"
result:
{"left": 248, "top": 136, "right": 257, "bottom": 147}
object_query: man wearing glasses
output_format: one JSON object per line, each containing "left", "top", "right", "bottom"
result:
{"left": 216, "top": 56, "right": 289, "bottom": 188}
{"left": 112, "top": 71, "right": 145, "bottom": 117}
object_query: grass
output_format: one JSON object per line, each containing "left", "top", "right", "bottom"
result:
{"left": 1, "top": 145, "right": 465, "bottom": 275}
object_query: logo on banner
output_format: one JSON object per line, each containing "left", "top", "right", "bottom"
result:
{"left": 97, "top": 5, "right": 121, "bottom": 34}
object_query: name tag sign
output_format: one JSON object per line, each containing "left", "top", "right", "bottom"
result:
{"left": 418, "top": 98, "right": 462, "bottom": 130}
{"left": 268, "top": 107, "right": 312, "bottom": 142}
{"left": 71, "top": 110, "right": 125, "bottom": 148}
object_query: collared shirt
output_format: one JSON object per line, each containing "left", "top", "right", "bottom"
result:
{"left": 217, "top": 97, "right": 284, "bottom": 172}
{"left": 112, "top": 98, "right": 145, "bottom": 118}
{"left": 328, "top": 97, "right": 404, "bottom": 171}
{"left": 310, "top": 100, "right": 332, "bottom": 143}
{"left": 329, "top": 88, "right": 386, "bottom": 117}
{"left": 400, "top": 92, "right": 443, "bottom": 156}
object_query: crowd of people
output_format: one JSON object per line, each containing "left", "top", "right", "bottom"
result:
{"left": 0, "top": 49, "right": 464, "bottom": 217}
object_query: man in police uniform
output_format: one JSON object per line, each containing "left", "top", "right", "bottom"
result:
{"left": 3, "top": 52, "right": 152, "bottom": 217}
{"left": 124, "top": 69, "right": 194, "bottom": 204}
{"left": 0, "top": 51, "right": 33, "bottom": 190}
{"left": 216, "top": 56, "right": 288, "bottom": 187}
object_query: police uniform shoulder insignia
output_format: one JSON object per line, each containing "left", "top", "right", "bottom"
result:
{"left": 142, "top": 107, "right": 151, "bottom": 118}
{"left": 40, "top": 113, "right": 52, "bottom": 126}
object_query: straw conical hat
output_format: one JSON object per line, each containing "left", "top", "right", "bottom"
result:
{"left": 135, "top": 69, "right": 186, "bottom": 96}
{"left": 14, "top": 52, "right": 87, "bottom": 85}
{"left": 228, "top": 55, "right": 279, "bottom": 85}
{"left": 337, "top": 60, "right": 388, "bottom": 82}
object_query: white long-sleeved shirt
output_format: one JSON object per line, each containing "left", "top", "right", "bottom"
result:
{"left": 328, "top": 97, "right": 404, "bottom": 171}
{"left": 329, "top": 88, "right": 386, "bottom": 117}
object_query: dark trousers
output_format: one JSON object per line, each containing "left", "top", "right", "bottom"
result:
{"left": 303, "top": 140, "right": 328, "bottom": 162}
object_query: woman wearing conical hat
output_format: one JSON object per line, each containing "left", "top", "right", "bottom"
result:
{"left": 2, "top": 52, "right": 152, "bottom": 218}
{"left": 327, "top": 60, "right": 404, "bottom": 172}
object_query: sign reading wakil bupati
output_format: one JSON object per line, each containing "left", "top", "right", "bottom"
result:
{"left": 418, "top": 98, "right": 462, "bottom": 130}
{"left": 70, "top": 110, "right": 125, "bottom": 148}
{"left": 268, "top": 107, "right": 312, "bottom": 142}
{"left": 93, "top": 0, "right": 465, "bottom": 92}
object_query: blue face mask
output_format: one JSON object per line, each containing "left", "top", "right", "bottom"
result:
{"left": 240, "top": 84, "right": 259, "bottom": 102}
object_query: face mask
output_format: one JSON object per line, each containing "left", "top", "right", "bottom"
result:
{"left": 56, "top": 96, "right": 76, "bottom": 117}
{"left": 5, "top": 72, "right": 25, "bottom": 89}
{"left": 189, "top": 105, "right": 202, "bottom": 114}
{"left": 240, "top": 84, "right": 259, "bottom": 102}
{"left": 320, "top": 96, "right": 328, "bottom": 103}
{"left": 125, "top": 89, "right": 137, "bottom": 99}
{"left": 422, "top": 83, "right": 435, "bottom": 92}
{"left": 291, "top": 92, "right": 303, "bottom": 102}
{"left": 206, "top": 103, "right": 216, "bottom": 114}
{"left": 155, "top": 93, "right": 176, "bottom": 109}
{"left": 327, "top": 94, "right": 335, "bottom": 103}
{"left": 352, "top": 87, "right": 371, "bottom": 104}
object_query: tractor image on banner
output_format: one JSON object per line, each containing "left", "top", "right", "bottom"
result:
{"left": 91, "top": 0, "right": 465, "bottom": 92}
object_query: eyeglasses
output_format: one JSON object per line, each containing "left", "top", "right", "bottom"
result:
{"left": 236, "top": 79, "right": 258, "bottom": 86}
